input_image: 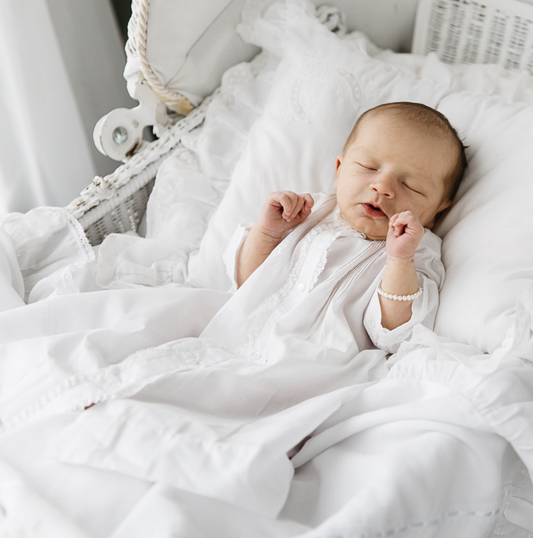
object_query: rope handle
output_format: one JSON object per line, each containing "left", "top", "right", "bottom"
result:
{"left": 134, "top": 0, "right": 194, "bottom": 114}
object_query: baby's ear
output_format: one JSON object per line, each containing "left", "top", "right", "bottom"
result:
{"left": 334, "top": 154, "right": 344, "bottom": 189}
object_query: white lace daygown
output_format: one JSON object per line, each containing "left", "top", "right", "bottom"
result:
{"left": 202, "top": 192, "right": 445, "bottom": 364}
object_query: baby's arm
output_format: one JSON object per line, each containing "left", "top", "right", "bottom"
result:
{"left": 236, "top": 191, "right": 314, "bottom": 288}
{"left": 379, "top": 211, "right": 425, "bottom": 330}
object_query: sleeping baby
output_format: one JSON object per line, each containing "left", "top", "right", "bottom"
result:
{"left": 201, "top": 102, "right": 467, "bottom": 362}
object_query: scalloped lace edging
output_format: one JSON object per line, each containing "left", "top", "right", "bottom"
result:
{"left": 46, "top": 207, "right": 95, "bottom": 296}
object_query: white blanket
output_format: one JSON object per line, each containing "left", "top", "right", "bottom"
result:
{"left": 0, "top": 203, "right": 532, "bottom": 537}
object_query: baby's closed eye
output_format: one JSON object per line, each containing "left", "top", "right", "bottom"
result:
{"left": 355, "top": 162, "right": 377, "bottom": 171}
{"left": 402, "top": 181, "right": 423, "bottom": 195}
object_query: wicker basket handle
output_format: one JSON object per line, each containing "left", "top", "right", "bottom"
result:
{"left": 134, "top": 0, "right": 194, "bottom": 114}
{"left": 93, "top": 0, "right": 194, "bottom": 161}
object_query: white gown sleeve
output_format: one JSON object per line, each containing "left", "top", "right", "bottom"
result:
{"left": 222, "top": 223, "right": 252, "bottom": 292}
{"left": 363, "top": 229, "right": 445, "bottom": 354}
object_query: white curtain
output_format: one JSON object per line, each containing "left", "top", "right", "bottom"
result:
{"left": 0, "top": 0, "right": 134, "bottom": 215}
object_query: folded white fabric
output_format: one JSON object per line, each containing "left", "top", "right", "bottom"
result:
{"left": 0, "top": 207, "right": 95, "bottom": 303}
{"left": 0, "top": 230, "right": 24, "bottom": 312}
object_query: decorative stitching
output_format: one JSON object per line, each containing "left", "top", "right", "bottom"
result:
{"left": 306, "top": 505, "right": 502, "bottom": 538}
{"left": 0, "top": 337, "right": 240, "bottom": 433}
{"left": 361, "top": 506, "right": 501, "bottom": 538}
{"left": 0, "top": 374, "right": 84, "bottom": 432}
{"left": 282, "top": 56, "right": 363, "bottom": 125}
{"left": 308, "top": 209, "right": 367, "bottom": 290}
{"left": 234, "top": 224, "right": 324, "bottom": 362}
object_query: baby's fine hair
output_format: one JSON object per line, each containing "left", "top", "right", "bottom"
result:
{"left": 345, "top": 102, "right": 468, "bottom": 201}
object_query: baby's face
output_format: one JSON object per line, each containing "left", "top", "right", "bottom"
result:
{"left": 334, "top": 114, "right": 453, "bottom": 240}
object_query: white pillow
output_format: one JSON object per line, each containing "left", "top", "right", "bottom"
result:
{"left": 186, "top": 0, "right": 454, "bottom": 290}
{"left": 434, "top": 92, "right": 533, "bottom": 353}
{"left": 145, "top": 51, "right": 278, "bottom": 245}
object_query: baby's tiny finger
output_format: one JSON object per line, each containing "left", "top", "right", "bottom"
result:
{"left": 293, "top": 197, "right": 307, "bottom": 219}
{"left": 398, "top": 210, "right": 416, "bottom": 225}
{"left": 389, "top": 213, "right": 399, "bottom": 227}
{"left": 279, "top": 193, "right": 294, "bottom": 220}
{"left": 285, "top": 194, "right": 300, "bottom": 221}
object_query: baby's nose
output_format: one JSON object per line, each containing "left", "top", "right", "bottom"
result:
{"left": 371, "top": 173, "right": 396, "bottom": 197}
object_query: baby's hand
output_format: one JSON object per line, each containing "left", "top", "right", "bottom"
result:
{"left": 386, "top": 211, "right": 425, "bottom": 261}
{"left": 257, "top": 191, "right": 314, "bottom": 237}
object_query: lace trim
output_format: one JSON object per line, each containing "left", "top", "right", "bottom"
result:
{"left": 0, "top": 337, "right": 239, "bottom": 432}
{"left": 238, "top": 0, "right": 281, "bottom": 45}
{"left": 85, "top": 336, "right": 238, "bottom": 400}
{"left": 235, "top": 223, "right": 325, "bottom": 362}
{"left": 310, "top": 241, "right": 331, "bottom": 291}
{"left": 308, "top": 209, "right": 368, "bottom": 289}
{"left": 218, "top": 54, "right": 266, "bottom": 110}
{"left": 233, "top": 197, "right": 337, "bottom": 359}
{"left": 332, "top": 207, "right": 359, "bottom": 232}
{"left": 45, "top": 206, "right": 94, "bottom": 260}
{"left": 281, "top": 56, "right": 363, "bottom": 125}
{"left": 39, "top": 207, "right": 95, "bottom": 296}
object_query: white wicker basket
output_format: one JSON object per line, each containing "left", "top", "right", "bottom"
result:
{"left": 66, "top": 0, "right": 533, "bottom": 245}
{"left": 413, "top": 0, "right": 533, "bottom": 70}
{"left": 65, "top": 92, "right": 215, "bottom": 244}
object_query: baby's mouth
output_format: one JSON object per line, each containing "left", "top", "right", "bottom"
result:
{"left": 362, "top": 203, "right": 387, "bottom": 218}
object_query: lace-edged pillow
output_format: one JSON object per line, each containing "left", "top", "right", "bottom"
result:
{"left": 145, "top": 50, "right": 278, "bottom": 246}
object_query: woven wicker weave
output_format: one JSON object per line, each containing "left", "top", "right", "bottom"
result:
{"left": 65, "top": 92, "right": 216, "bottom": 245}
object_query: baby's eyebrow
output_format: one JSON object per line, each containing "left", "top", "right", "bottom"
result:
{"left": 350, "top": 145, "right": 372, "bottom": 155}
{"left": 350, "top": 146, "right": 378, "bottom": 162}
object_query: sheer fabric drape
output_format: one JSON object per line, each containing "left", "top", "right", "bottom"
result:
{"left": 0, "top": 0, "right": 132, "bottom": 215}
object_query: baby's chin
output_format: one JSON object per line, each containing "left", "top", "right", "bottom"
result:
{"left": 340, "top": 212, "right": 387, "bottom": 241}
{"left": 361, "top": 229, "right": 387, "bottom": 241}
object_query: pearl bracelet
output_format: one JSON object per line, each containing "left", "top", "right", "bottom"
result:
{"left": 377, "top": 287, "right": 422, "bottom": 302}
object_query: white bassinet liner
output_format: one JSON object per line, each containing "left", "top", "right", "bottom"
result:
{"left": 94, "top": 0, "right": 533, "bottom": 356}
